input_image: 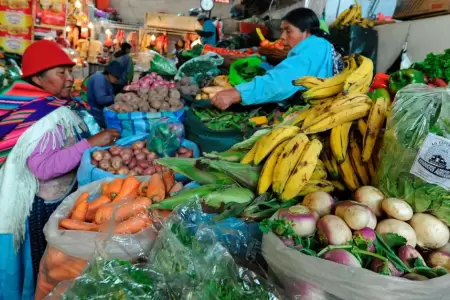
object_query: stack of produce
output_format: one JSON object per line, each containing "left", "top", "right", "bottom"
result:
{"left": 192, "top": 108, "right": 272, "bottom": 130}
{"left": 411, "top": 50, "right": 450, "bottom": 86}
{"left": 195, "top": 75, "right": 232, "bottom": 100}
{"left": 262, "top": 186, "right": 449, "bottom": 282}
{"left": 256, "top": 28, "right": 289, "bottom": 62}
{"left": 203, "top": 44, "right": 255, "bottom": 57}
{"left": 176, "top": 76, "right": 201, "bottom": 96}
{"left": 90, "top": 140, "right": 194, "bottom": 176}
{"left": 330, "top": 1, "right": 375, "bottom": 28}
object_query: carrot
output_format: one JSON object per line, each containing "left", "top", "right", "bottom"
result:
{"left": 113, "top": 196, "right": 152, "bottom": 222}
{"left": 162, "top": 170, "right": 175, "bottom": 193}
{"left": 71, "top": 198, "right": 88, "bottom": 221}
{"left": 146, "top": 174, "right": 166, "bottom": 202}
{"left": 60, "top": 219, "right": 100, "bottom": 231}
{"left": 138, "top": 181, "right": 148, "bottom": 196}
{"left": 94, "top": 204, "right": 114, "bottom": 224}
{"left": 45, "top": 247, "right": 68, "bottom": 269}
{"left": 112, "top": 176, "right": 140, "bottom": 203}
{"left": 114, "top": 213, "right": 152, "bottom": 234}
{"left": 72, "top": 192, "right": 89, "bottom": 212}
{"left": 48, "top": 266, "right": 80, "bottom": 281}
{"left": 101, "top": 182, "right": 110, "bottom": 196}
{"left": 86, "top": 195, "right": 111, "bottom": 221}
{"left": 108, "top": 178, "right": 124, "bottom": 199}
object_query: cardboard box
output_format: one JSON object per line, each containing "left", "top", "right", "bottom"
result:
{"left": 394, "top": 0, "right": 450, "bottom": 20}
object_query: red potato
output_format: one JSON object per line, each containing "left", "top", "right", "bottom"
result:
{"left": 99, "top": 159, "right": 111, "bottom": 170}
{"left": 142, "top": 167, "right": 156, "bottom": 175}
{"left": 133, "top": 166, "right": 144, "bottom": 175}
{"left": 133, "top": 149, "right": 142, "bottom": 156}
{"left": 177, "top": 147, "right": 188, "bottom": 154}
{"left": 147, "top": 152, "right": 158, "bottom": 160}
{"left": 154, "top": 164, "right": 162, "bottom": 174}
{"left": 92, "top": 150, "right": 104, "bottom": 161}
{"left": 128, "top": 158, "right": 137, "bottom": 169}
{"left": 121, "top": 152, "right": 132, "bottom": 161}
{"left": 131, "top": 141, "right": 145, "bottom": 150}
{"left": 120, "top": 148, "right": 133, "bottom": 157}
{"left": 91, "top": 159, "right": 99, "bottom": 167}
{"left": 106, "top": 168, "right": 116, "bottom": 174}
{"left": 109, "top": 146, "right": 123, "bottom": 156}
{"left": 116, "top": 166, "right": 129, "bottom": 175}
{"left": 135, "top": 153, "right": 146, "bottom": 161}
{"left": 141, "top": 148, "right": 151, "bottom": 155}
{"left": 102, "top": 152, "right": 112, "bottom": 160}
{"left": 137, "top": 160, "right": 150, "bottom": 169}
{"left": 111, "top": 156, "right": 123, "bottom": 170}
{"left": 128, "top": 170, "right": 138, "bottom": 176}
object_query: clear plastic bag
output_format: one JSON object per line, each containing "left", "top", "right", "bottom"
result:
{"left": 35, "top": 178, "right": 157, "bottom": 300}
{"left": 147, "top": 119, "right": 185, "bottom": 157}
{"left": 375, "top": 84, "right": 450, "bottom": 225}
{"left": 48, "top": 199, "right": 284, "bottom": 300}
{"left": 133, "top": 50, "right": 177, "bottom": 75}
{"left": 263, "top": 232, "right": 450, "bottom": 300}
{"left": 175, "top": 52, "right": 224, "bottom": 83}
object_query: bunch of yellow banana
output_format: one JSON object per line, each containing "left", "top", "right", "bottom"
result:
{"left": 343, "top": 54, "right": 374, "bottom": 95}
{"left": 330, "top": 1, "right": 375, "bottom": 28}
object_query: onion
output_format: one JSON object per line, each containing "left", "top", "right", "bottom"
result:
{"left": 354, "top": 186, "right": 385, "bottom": 217}
{"left": 302, "top": 191, "right": 335, "bottom": 217}
{"left": 276, "top": 205, "right": 319, "bottom": 237}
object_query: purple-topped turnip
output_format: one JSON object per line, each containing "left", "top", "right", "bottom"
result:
{"left": 398, "top": 245, "right": 426, "bottom": 268}
{"left": 277, "top": 205, "right": 319, "bottom": 237}
{"left": 323, "top": 249, "right": 362, "bottom": 268}
{"left": 353, "top": 227, "right": 376, "bottom": 252}
{"left": 317, "top": 215, "right": 352, "bottom": 246}
{"left": 371, "top": 258, "right": 404, "bottom": 276}
{"left": 302, "top": 191, "right": 335, "bottom": 217}
{"left": 354, "top": 186, "right": 385, "bottom": 217}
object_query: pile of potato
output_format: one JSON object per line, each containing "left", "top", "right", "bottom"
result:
{"left": 91, "top": 140, "right": 194, "bottom": 176}
{"left": 176, "top": 76, "right": 200, "bottom": 96}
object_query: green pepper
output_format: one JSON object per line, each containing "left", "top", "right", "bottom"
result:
{"left": 370, "top": 88, "right": 391, "bottom": 103}
{"left": 388, "top": 69, "right": 425, "bottom": 94}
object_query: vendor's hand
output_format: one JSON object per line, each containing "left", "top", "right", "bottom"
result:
{"left": 87, "top": 129, "right": 120, "bottom": 147}
{"left": 211, "top": 89, "right": 242, "bottom": 111}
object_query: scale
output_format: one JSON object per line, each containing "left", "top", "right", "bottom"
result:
{"left": 200, "top": 0, "right": 214, "bottom": 18}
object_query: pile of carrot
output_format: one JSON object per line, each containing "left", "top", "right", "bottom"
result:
{"left": 59, "top": 171, "right": 182, "bottom": 235}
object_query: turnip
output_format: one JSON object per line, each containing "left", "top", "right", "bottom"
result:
{"left": 323, "top": 249, "right": 362, "bottom": 268}
{"left": 343, "top": 204, "right": 370, "bottom": 230}
{"left": 366, "top": 208, "right": 378, "bottom": 230}
{"left": 334, "top": 200, "right": 359, "bottom": 219}
{"left": 381, "top": 198, "right": 413, "bottom": 221}
{"left": 402, "top": 273, "right": 429, "bottom": 281}
{"left": 371, "top": 258, "right": 404, "bottom": 276}
{"left": 353, "top": 227, "right": 376, "bottom": 252}
{"left": 398, "top": 245, "right": 426, "bottom": 268}
{"left": 280, "top": 237, "right": 295, "bottom": 248}
{"left": 302, "top": 191, "right": 335, "bottom": 217}
{"left": 408, "top": 213, "right": 450, "bottom": 250}
{"left": 427, "top": 251, "right": 450, "bottom": 269}
{"left": 317, "top": 215, "right": 352, "bottom": 246}
{"left": 354, "top": 186, "right": 385, "bottom": 217}
{"left": 276, "top": 205, "right": 319, "bottom": 237}
{"left": 376, "top": 219, "right": 417, "bottom": 247}
{"left": 335, "top": 201, "right": 376, "bottom": 229}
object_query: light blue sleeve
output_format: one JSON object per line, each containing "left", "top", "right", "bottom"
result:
{"left": 235, "top": 55, "right": 310, "bottom": 106}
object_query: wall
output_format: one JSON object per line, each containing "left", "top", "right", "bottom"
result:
{"left": 325, "top": 0, "right": 396, "bottom": 23}
{"left": 111, "top": 0, "right": 234, "bottom": 24}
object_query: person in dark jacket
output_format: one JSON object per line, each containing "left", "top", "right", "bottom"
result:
{"left": 86, "top": 61, "right": 125, "bottom": 127}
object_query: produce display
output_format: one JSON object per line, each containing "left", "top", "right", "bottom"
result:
{"left": 176, "top": 76, "right": 201, "bottom": 96}
{"left": 90, "top": 140, "right": 193, "bottom": 176}
{"left": 203, "top": 44, "right": 255, "bottom": 57}
{"left": 412, "top": 49, "right": 450, "bottom": 86}
{"left": 195, "top": 75, "right": 232, "bottom": 100}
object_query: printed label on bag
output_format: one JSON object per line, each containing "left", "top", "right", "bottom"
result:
{"left": 410, "top": 133, "right": 450, "bottom": 190}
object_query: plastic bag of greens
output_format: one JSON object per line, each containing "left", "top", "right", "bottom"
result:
{"left": 175, "top": 52, "right": 224, "bottom": 83}
{"left": 229, "top": 56, "right": 265, "bottom": 86}
{"left": 141, "top": 50, "right": 177, "bottom": 76}
{"left": 48, "top": 200, "right": 284, "bottom": 300}
{"left": 147, "top": 119, "right": 185, "bottom": 157}
{"left": 376, "top": 84, "right": 450, "bottom": 225}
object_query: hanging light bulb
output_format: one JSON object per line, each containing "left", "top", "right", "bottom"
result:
{"left": 105, "top": 29, "right": 112, "bottom": 35}
{"left": 88, "top": 22, "right": 93, "bottom": 29}
{"left": 66, "top": 26, "right": 71, "bottom": 32}
{"left": 151, "top": 34, "right": 156, "bottom": 41}
{"left": 74, "top": 0, "right": 82, "bottom": 9}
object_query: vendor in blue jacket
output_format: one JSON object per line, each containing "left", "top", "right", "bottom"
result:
{"left": 87, "top": 61, "right": 125, "bottom": 127}
{"left": 196, "top": 13, "right": 217, "bottom": 46}
{"left": 211, "top": 8, "right": 342, "bottom": 110}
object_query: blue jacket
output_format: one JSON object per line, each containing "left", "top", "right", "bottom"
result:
{"left": 111, "top": 54, "right": 133, "bottom": 86}
{"left": 201, "top": 20, "right": 217, "bottom": 46}
{"left": 236, "top": 35, "right": 333, "bottom": 105}
{"left": 87, "top": 72, "right": 115, "bottom": 127}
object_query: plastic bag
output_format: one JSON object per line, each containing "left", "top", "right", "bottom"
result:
{"left": 175, "top": 52, "right": 224, "bottom": 83}
{"left": 35, "top": 178, "right": 157, "bottom": 300}
{"left": 77, "top": 133, "right": 200, "bottom": 186}
{"left": 103, "top": 107, "right": 185, "bottom": 137}
{"left": 229, "top": 56, "right": 265, "bottom": 86}
{"left": 263, "top": 232, "right": 450, "bottom": 300}
{"left": 375, "top": 85, "right": 450, "bottom": 225}
{"left": 147, "top": 120, "right": 184, "bottom": 157}
{"left": 48, "top": 199, "right": 282, "bottom": 299}
{"left": 148, "top": 50, "right": 177, "bottom": 76}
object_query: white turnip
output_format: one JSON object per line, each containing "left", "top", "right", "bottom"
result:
{"left": 398, "top": 245, "right": 426, "bottom": 268}
{"left": 381, "top": 198, "right": 413, "bottom": 221}
{"left": 323, "top": 249, "right": 362, "bottom": 268}
{"left": 317, "top": 215, "right": 352, "bottom": 246}
{"left": 353, "top": 227, "right": 376, "bottom": 252}
{"left": 336, "top": 201, "right": 376, "bottom": 229}
{"left": 334, "top": 200, "right": 359, "bottom": 219}
{"left": 354, "top": 186, "right": 385, "bottom": 217}
{"left": 427, "top": 251, "right": 450, "bottom": 269}
{"left": 276, "top": 205, "right": 319, "bottom": 237}
{"left": 376, "top": 219, "right": 417, "bottom": 247}
{"left": 343, "top": 204, "right": 370, "bottom": 230}
{"left": 371, "top": 259, "right": 404, "bottom": 276}
{"left": 302, "top": 191, "right": 335, "bottom": 217}
{"left": 409, "top": 213, "right": 450, "bottom": 250}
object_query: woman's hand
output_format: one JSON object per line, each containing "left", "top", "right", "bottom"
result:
{"left": 87, "top": 129, "right": 120, "bottom": 147}
{"left": 211, "top": 89, "right": 242, "bottom": 111}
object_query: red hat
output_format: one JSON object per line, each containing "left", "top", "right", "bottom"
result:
{"left": 21, "top": 40, "right": 75, "bottom": 78}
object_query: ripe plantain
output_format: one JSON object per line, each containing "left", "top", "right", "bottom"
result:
{"left": 362, "top": 97, "right": 387, "bottom": 162}
{"left": 241, "top": 143, "right": 257, "bottom": 164}
{"left": 338, "top": 154, "right": 361, "bottom": 192}
{"left": 349, "top": 132, "right": 370, "bottom": 185}
{"left": 343, "top": 55, "right": 374, "bottom": 94}
{"left": 257, "top": 140, "right": 289, "bottom": 194}
{"left": 293, "top": 76, "right": 325, "bottom": 89}
{"left": 296, "top": 179, "right": 335, "bottom": 196}
{"left": 330, "top": 122, "right": 353, "bottom": 164}
{"left": 254, "top": 126, "right": 300, "bottom": 165}
{"left": 281, "top": 139, "right": 323, "bottom": 201}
